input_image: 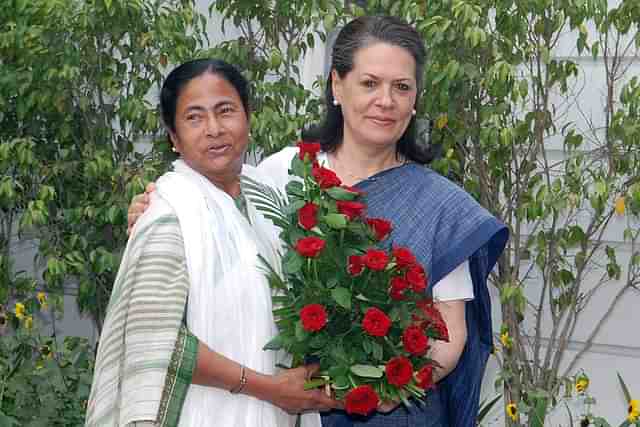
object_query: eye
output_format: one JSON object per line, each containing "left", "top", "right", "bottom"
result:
{"left": 219, "top": 105, "right": 235, "bottom": 115}
{"left": 362, "top": 79, "right": 377, "bottom": 89}
{"left": 395, "top": 82, "right": 412, "bottom": 91}
{"left": 186, "top": 113, "right": 202, "bottom": 122}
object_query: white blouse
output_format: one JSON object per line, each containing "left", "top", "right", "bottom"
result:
{"left": 432, "top": 260, "right": 474, "bottom": 302}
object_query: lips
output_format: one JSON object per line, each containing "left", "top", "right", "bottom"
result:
{"left": 206, "top": 144, "right": 231, "bottom": 154}
{"left": 368, "top": 116, "right": 396, "bottom": 126}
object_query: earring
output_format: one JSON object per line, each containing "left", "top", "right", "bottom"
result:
{"left": 333, "top": 99, "right": 339, "bottom": 106}
{"left": 411, "top": 109, "right": 416, "bottom": 116}
{"left": 171, "top": 146, "right": 178, "bottom": 153}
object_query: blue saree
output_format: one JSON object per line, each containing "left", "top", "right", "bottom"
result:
{"left": 320, "top": 162, "right": 508, "bottom": 427}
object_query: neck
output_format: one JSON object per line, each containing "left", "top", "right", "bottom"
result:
{"left": 329, "top": 142, "right": 403, "bottom": 187}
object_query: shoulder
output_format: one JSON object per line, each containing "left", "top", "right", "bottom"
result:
{"left": 396, "top": 164, "right": 482, "bottom": 211}
{"left": 256, "top": 146, "right": 298, "bottom": 192}
{"left": 129, "top": 197, "right": 182, "bottom": 248}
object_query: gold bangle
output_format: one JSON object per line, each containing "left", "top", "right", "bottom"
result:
{"left": 230, "top": 365, "right": 247, "bottom": 394}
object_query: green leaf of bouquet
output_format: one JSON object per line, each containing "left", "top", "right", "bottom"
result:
{"left": 263, "top": 335, "right": 285, "bottom": 351}
{"left": 310, "top": 333, "right": 328, "bottom": 349}
{"left": 323, "top": 213, "right": 348, "bottom": 229}
{"left": 330, "top": 344, "right": 349, "bottom": 363}
{"left": 286, "top": 180, "right": 304, "bottom": 196}
{"left": 326, "top": 277, "right": 339, "bottom": 289}
{"left": 350, "top": 364, "right": 384, "bottom": 378}
{"left": 295, "top": 320, "right": 309, "bottom": 342}
{"left": 331, "top": 375, "right": 350, "bottom": 389}
{"left": 326, "top": 187, "right": 359, "bottom": 201}
{"left": 331, "top": 287, "right": 352, "bottom": 309}
{"left": 284, "top": 251, "right": 303, "bottom": 274}
{"left": 285, "top": 199, "right": 307, "bottom": 215}
{"left": 371, "top": 341, "right": 383, "bottom": 361}
{"left": 363, "top": 339, "right": 373, "bottom": 355}
{"left": 290, "top": 157, "right": 306, "bottom": 178}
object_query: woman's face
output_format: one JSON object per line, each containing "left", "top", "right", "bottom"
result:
{"left": 170, "top": 72, "right": 249, "bottom": 189}
{"left": 332, "top": 42, "right": 417, "bottom": 150}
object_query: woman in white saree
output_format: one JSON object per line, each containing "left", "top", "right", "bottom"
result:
{"left": 85, "top": 59, "right": 340, "bottom": 427}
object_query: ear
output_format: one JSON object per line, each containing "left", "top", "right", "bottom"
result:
{"left": 168, "top": 131, "right": 180, "bottom": 153}
{"left": 331, "top": 69, "right": 342, "bottom": 104}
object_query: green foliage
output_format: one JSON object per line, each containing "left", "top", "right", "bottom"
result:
{"left": 206, "top": 0, "right": 347, "bottom": 156}
{"left": 0, "top": 317, "right": 94, "bottom": 426}
{"left": 0, "top": 0, "right": 207, "bottom": 329}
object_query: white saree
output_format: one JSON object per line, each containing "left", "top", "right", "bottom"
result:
{"left": 86, "top": 159, "right": 321, "bottom": 427}
{"left": 158, "top": 160, "right": 300, "bottom": 427}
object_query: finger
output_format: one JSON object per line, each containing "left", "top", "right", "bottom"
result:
{"left": 305, "top": 363, "right": 320, "bottom": 378}
{"left": 145, "top": 182, "right": 157, "bottom": 194}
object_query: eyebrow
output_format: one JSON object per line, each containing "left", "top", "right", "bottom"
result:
{"left": 361, "top": 73, "right": 415, "bottom": 82}
{"left": 182, "top": 100, "right": 237, "bottom": 114}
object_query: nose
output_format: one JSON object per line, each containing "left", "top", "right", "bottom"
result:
{"left": 205, "top": 114, "right": 222, "bottom": 137}
{"left": 375, "top": 85, "right": 394, "bottom": 108}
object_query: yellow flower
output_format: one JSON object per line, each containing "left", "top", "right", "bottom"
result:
{"left": 575, "top": 377, "right": 589, "bottom": 394}
{"left": 506, "top": 403, "right": 518, "bottom": 421}
{"left": 629, "top": 399, "right": 640, "bottom": 422}
{"left": 14, "top": 302, "right": 26, "bottom": 320}
{"left": 37, "top": 291, "right": 48, "bottom": 308}
{"left": 500, "top": 331, "right": 511, "bottom": 349}
{"left": 615, "top": 196, "right": 626, "bottom": 216}
{"left": 24, "top": 315, "right": 33, "bottom": 329}
{"left": 435, "top": 113, "right": 448, "bottom": 130}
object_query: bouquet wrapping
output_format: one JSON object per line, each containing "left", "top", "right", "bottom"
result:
{"left": 244, "top": 142, "right": 449, "bottom": 416}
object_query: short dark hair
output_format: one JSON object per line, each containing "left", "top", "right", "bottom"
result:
{"left": 303, "top": 15, "right": 434, "bottom": 164}
{"left": 160, "top": 58, "right": 251, "bottom": 133}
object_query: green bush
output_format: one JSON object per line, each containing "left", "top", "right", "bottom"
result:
{"left": 0, "top": 312, "right": 94, "bottom": 426}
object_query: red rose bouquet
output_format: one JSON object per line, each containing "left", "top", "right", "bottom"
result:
{"left": 243, "top": 141, "right": 449, "bottom": 416}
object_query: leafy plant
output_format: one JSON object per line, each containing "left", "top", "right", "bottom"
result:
{"left": 0, "top": 313, "right": 94, "bottom": 426}
{"left": 0, "top": 0, "right": 207, "bottom": 330}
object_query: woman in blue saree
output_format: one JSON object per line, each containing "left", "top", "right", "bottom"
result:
{"left": 257, "top": 15, "right": 508, "bottom": 427}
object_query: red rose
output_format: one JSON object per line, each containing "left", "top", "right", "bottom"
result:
{"left": 366, "top": 218, "right": 392, "bottom": 241}
{"left": 297, "top": 140, "right": 321, "bottom": 162}
{"left": 393, "top": 246, "right": 417, "bottom": 269}
{"left": 348, "top": 255, "right": 365, "bottom": 276}
{"left": 300, "top": 304, "right": 328, "bottom": 332}
{"left": 389, "top": 276, "right": 409, "bottom": 301}
{"left": 433, "top": 319, "right": 449, "bottom": 342}
{"left": 402, "top": 325, "right": 429, "bottom": 356}
{"left": 344, "top": 385, "right": 379, "bottom": 416}
{"left": 406, "top": 264, "right": 427, "bottom": 293}
{"left": 312, "top": 165, "right": 342, "bottom": 189}
{"left": 364, "top": 249, "right": 389, "bottom": 271}
{"left": 362, "top": 307, "right": 392, "bottom": 337}
{"left": 385, "top": 356, "right": 413, "bottom": 387}
{"left": 336, "top": 200, "right": 366, "bottom": 220}
{"left": 416, "top": 300, "right": 449, "bottom": 342}
{"left": 295, "top": 236, "right": 326, "bottom": 258}
{"left": 416, "top": 365, "right": 435, "bottom": 390}
{"left": 298, "top": 202, "right": 319, "bottom": 230}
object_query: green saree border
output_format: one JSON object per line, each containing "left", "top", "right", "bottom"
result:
{"left": 157, "top": 326, "right": 199, "bottom": 427}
